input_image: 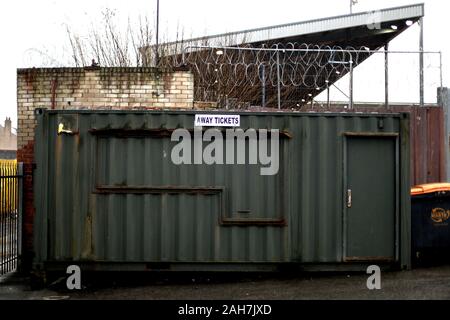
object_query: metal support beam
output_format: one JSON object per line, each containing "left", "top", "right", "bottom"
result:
{"left": 350, "top": 0, "right": 357, "bottom": 14}
{"left": 438, "top": 88, "right": 450, "bottom": 181}
{"left": 419, "top": 17, "right": 424, "bottom": 108}
{"left": 184, "top": 45, "right": 440, "bottom": 55}
{"left": 155, "top": 0, "right": 160, "bottom": 67}
{"left": 327, "top": 82, "right": 330, "bottom": 109}
{"left": 332, "top": 83, "right": 349, "bottom": 99}
{"left": 349, "top": 60, "right": 354, "bottom": 110}
{"left": 276, "top": 47, "right": 281, "bottom": 110}
{"left": 385, "top": 44, "right": 389, "bottom": 109}
{"left": 260, "top": 65, "right": 266, "bottom": 108}
{"left": 440, "top": 52, "right": 444, "bottom": 104}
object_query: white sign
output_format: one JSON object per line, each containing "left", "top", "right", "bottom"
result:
{"left": 194, "top": 114, "right": 240, "bottom": 127}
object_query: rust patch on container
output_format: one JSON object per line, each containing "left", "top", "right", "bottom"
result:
{"left": 410, "top": 107, "right": 445, "bottom": 186}
{"left": 89, "top": 128, "right": 293, "bottom": 139}
{"left": 344, "top": 257, "right": 395, "bottom": 262}
{"left": 81, "top": 215, "right": 94, "bottom": 259}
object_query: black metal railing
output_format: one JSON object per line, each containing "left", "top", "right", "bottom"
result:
{"left": 0, "top": 161, "right": 23, "bottom": 275}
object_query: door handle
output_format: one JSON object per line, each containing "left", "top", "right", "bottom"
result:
{"left": 347, "top": 189, "right": 352, "bottom": 208}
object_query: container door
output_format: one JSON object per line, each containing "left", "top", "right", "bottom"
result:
{"left": 344, "top": 136, "right": 397, "bottom": 262}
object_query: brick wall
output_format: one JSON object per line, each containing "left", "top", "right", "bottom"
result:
{"left": 17, "top": 67, "right": 194, "bottom": 148}
{"left": 16, "top": 66, "right": 194, "bottom": 271}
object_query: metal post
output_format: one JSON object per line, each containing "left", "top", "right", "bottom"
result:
{"left": 438, "top": 87, "right": 450, "bottom": 181}
{"left": 350, "top": 0, "right": 358, "bottom": 14}
{"left": 437, "top": 53, "right": 447, "bottom": 181}
{"left": 155, "top": 0, "right": 160, "bottom": 67}
{"left": 260, "top": 65, "right": 266, "bottom": 108}
{"left": 327, "top": 82, "right": 330, "bottom": 109}
{"left": 0, "top": 168, "right": 3, "bottom": 275}
{"left": 17, "top": 163, "right": 23, "bottom": 269}
{"left": 385, "top": 43, "right": 389, "bottom": 109}
{"left": 276, "top": 47, "right": 281, "bottom": 110}
{"left": 349, "top": 59, "right": 354, "bottom": 110}
{"left": 440, "top": 51, "right": 444, "bottom": 103}
{"left": 419, "top": 17, "right": 424, "bottom": 108}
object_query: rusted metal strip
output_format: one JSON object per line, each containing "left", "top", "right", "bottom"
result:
{"left": 94, "top": 185, "right": 223, "bottom": 195}
{"left": 344, "top": 257, "right": 395, "bottom": 262}
{"left": 342, "top": 132, "right": 399, "bottom": 137}
{"left": 89, "top": 128, "right": 293, "bottom": 139}
{"left": 220, "top": 218, "right": 286, "bottom": 226}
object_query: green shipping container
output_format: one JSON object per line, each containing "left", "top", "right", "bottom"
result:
{"left": 33, "top": 109, "right": 411, "bottom": 272}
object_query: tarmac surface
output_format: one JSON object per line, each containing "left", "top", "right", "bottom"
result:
{"left": 1, "top": 265, "right": 450, "bottom": 300}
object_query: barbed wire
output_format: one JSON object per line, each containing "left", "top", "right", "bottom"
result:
{"left": 156, "top": 43, "right": 371, "bottom": 107}
{"left": 182, "top": 43, "right": 370, "bottom": 87}
{"left": 154, "top": 42, "right": 442, "bottom": 108}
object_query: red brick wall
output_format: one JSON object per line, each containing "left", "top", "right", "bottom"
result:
{"left": 16, "top": 141, "right": 35, "bottom": 271}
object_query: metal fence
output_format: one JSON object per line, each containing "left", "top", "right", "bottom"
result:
{"left": 0, "top": 161, "right": 22, "bottom": 275}
{"left": 158, "top": 44, "right": 443, "bottom": 109}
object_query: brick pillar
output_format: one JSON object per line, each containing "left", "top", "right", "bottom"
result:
{"left": 17, "top": 141, "right": 35, "bottom": 273}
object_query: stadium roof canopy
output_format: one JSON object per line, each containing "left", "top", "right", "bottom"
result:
{"left": 158, "top": 3, "right": 424, "bottom": 50}
{"left": 143, "top": 3, "right": 425, "bottom": 108}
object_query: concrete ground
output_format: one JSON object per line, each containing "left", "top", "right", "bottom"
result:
{"left": 1, "top": 265, "right": 450, "bottom": 300}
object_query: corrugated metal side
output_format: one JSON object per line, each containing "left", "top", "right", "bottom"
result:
{"left": 438, "top": 88, "right": 450, "bottom": 182}
{"left": 410, "top": 106, "right": 446, "bottom": 186}
{"left": 300, "top": 105, "right": 446, "bottom": 187}
{"left": 34, "top": 111, "right": 410, "bottom": 267}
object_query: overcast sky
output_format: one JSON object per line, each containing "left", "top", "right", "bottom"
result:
{"left": 0, "top": 0, "right": 447, "bottom": 128}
